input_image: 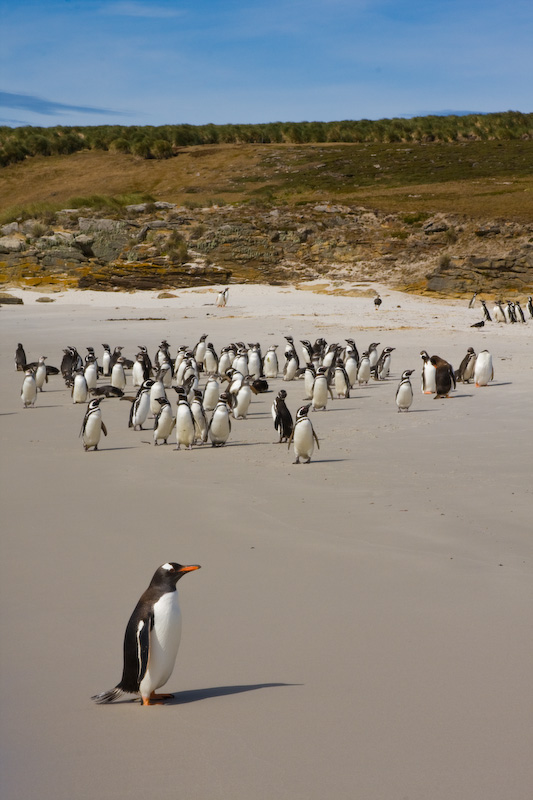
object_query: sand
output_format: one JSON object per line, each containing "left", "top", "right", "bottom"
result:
{"left": 1, "top": 283, "right": 532, "bottom": 800}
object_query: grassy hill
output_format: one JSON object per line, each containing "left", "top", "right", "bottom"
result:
{"left": 1, "top": 139, "right": 532, "bottom": 225}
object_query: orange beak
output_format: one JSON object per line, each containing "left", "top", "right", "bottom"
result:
{"left": 178, "top": 565, "right": 201, "bottom": 573}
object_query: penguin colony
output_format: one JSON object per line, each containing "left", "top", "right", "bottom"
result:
{"left": 466, "top": 293, "right": 533, "bottom": 327}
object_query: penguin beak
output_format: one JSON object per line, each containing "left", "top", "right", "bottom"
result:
{"left": 178, "top": 565, "right": 201, "bottom": 574}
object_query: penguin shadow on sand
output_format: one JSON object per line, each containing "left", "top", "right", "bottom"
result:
{"left": 165, "top": 682, "right": 302, "bottom": 706}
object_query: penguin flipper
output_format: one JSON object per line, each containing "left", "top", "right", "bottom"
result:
{"left": 313, "top": 430, "right": 320, "bottom": 449}
{"left": 101, "top": 422, "right": 108, "bottom": 436}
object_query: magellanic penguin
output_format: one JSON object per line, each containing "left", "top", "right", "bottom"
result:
{"left": 21, "top": 368, "right": 37, "bottom": 408}
{"left": 208, "top": 393, "right": 231, "bottom": 447}
{"left": 474, "top": 350, "right": 494, "bottom": 387}
{"left": 420, "top": 350, "right": 436, "bottom": 394}
{"left": 128, "top": 379, "right": 154, "bottom": 430}
{"left": 263, "top": 345, "right": 279, "bottom": 379}
{"left": 175, "top": 396, "right": 197, "bottom": 450}
{"left": 92, "top": 562, "right": 200, "bottom": 706}
{"left": 191, "top": 391, "right": 209, "bottom": 444}
{"left": 15, "top": 343, "right": 27, "bottom": 372}
{"left": 311, "top": 366, "right": 333, "bottom": 411}
{"left": 334, "top": 360, "right": 351, "bottom": 399}
{"left": 102, "top": 344, "right": 112, "bottom": 377}
{"left": 527, "top": 296, "right": 533, "bottom": 319}
{"left": 455, "top": 347, "right": 476, "bottom": 383}
{"left": 395, "top": 370, "right": 414, "bottom": 412}
{"left": 357, "top": 352, "right": 371, "bottom": 385}
{"left": 429, "top": 355, "right": 456, "bottom": 399}
{"left": 216, "top": 287, "right": 229, "bottom": 307}
{"left": 288, "top": 404, "right": 320, "bottom": 464}
{"left": 72, "top": 369, "right": 89, "bottom": 404}
{"left": 480, "top": 300, "right": 492, "bottom": 322}
{"left": 80, "top": 398, "right": 108, "bottom": 450}
{"left": 283, "top": 349, "right": 299, "bottom": 382}
{"left": 84, "top": 356, "right": 98, "bottom": 391}
{"left": 111, "top": 357, "right": 127, "bottom": 391}
{"left": 153, "top": 397, "right": 175, "bottom": 445}
{"left": 233, "top": 376, "right": 253, "bottom": 420}
{"left": 374, "top": 294, "right": 382, "bottom": 310}
{"left": 273, "top": 389, "right": 293, "bottom": 443}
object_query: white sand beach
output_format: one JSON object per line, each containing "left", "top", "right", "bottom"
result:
{"left": 1, "top": 283, "right": 532, "bottom": 800}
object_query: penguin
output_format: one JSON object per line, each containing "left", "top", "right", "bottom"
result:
{"left": 153, "top": 397, "right": 175, "bottom": 445}
{"left": 515, "top": 301, "right": 526, "bottom": 323}
{"left": 493, "top": 301, "right": 506, "bottom": 323}
{"left": 203, "top": 375, "right": 221, "bottom": 412}
{"left": 191, "top": 391, "right": 208, "bottom": 444}
{"left": 193, "top": 334, "right": 208, "bottom": 369}
{"left": 311, "top": 366, "right": 333, "bottom": 411}
{"left": 218, "top": 347, "right": 233, "bottom": 376}
{"left": 247, "top": 345, "right": 262, "bottom": 380}
{"left": 91, "top": 562, "right": 200, "bottom": 706}
{"left": 111, "top": 356, "right": 127, "bottom": 391}
{"left": 420, "top": 350, "right": 436, "bottom": 394}
{"left": 102, "top": 344, "right": 112, "bottom": 377}
{"left": 128, "top": 379, "right": 154, "bottom": 430}
{"left": 71, "top": 369, "right": 89, "bottom": 404}
{"left": 110, "top": 346, "right": 124, "bottom": 368}
{"left": 374, "top": 294, "right": 382, "bottom": 310}
{"left": 175, "top": 396, "right": 197, "bottom": 450}
{"left": 15, "top": 343, "right": 26, "bottom": 371}
{"left": 283, "top": 335, "right": 295, "bottom": 359}
{"left": 283, "top": 349, "right": 299, "bottom": 382}
{"left": 208, "top": 393, "right": 231, "bottom": 447}
{"left": 468, "top": 292, "right": 477, "bottom": 309}
{"left": 90, "top": 385, "right": 124, "bottom": 398}
{"left": 480, "top": 300, "right": 492, "bottom": 322}
{"left": 470, "top": 320, "right": 484, "bottom": 328}
{"left": 263, "top": 345, "right": 279, "bottom": 379}
{"left": 61, "top": 347, "right": 81, "bottom": 386}
{"left": 288, "top": 404, "right": 320, "bottom": 464}
{"left": 233, "top": 376, "right": 253, "bottom": 420}
{"left": 322, "top": 344, "right": 339, "bottom": 369}
{"left": 474, "top": 350, "right": 494, "bottom": 387}
{"left": 376, "top": 347, "right": 395, "bottom": 380}
{"left": 344, "top": 338, "right": 360, "bottom": 366}
{"left": 155, "top": 340, "right": 171, "bottom": 369}
{"left": 303, "top": 363, "right": 316, "bottom": 399}
{"left": 84, "top": 356, "right": 98, "bottom": 391}
{"left": 506, "top": 301, "right": 517, "bottom": 324}
{"left": 132, "top": 354, "right": 147, "bottom": 387}
{"left": 300, "top": 340, "right": 314, "bottom": 364}
{"left": 80, "top": 398, "right": 108, "bottom": 451}
{"left": 430, "top": 355, "right": 456, "bottom": 398}
{"left": 455, "top": 347, "right": 476, "bottom": 383}
{"left": 173, "top": 345, "right": 189, "bottom": 376}
{"left": 334, "top": 360, "right": 351, "bottom": 399}
{"left": 527, "top": 296, "right": 533, "bottom": 319}
{"left": 35, "top": 356, "right": 48, "bottom": 392}
{"left": 272, "top": 390, "right": 293, "bottom": 443}
{"left": 368, "top": 343, "right": 380, "bottom": 370}
{"left": 160, "top": 359, "right": 174, "bottom": 389}
{"left": 357, "top": 352, "right": 371, "bottom": 385}
{"left": 204, "top": 343, "right": 219, "bottom": 376}
{"left": 21, "top": 368, "right": 37, "bottom": 408}
{"left": 395, "top": 370, "right": 415, "bottom": 412}
{"left": 216, "top": 287, "right": 229, "bottom": 307}
{"left": 150, "top": 369, "right": 169, "bottom": 415}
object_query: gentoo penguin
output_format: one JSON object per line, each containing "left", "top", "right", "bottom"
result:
{"left": 455, "top": 347, "right": 476, "bottom": 383}
{"left": 153, "top": 397, "right": 175, "bottom": 445}
{"left": 233, "top": 376, "right": 253, "bottom": 420}
{"left": 283, "top": 349, "right": 299, "bottom": 382}
{"left": 191, "top": 391, "right": 208, "bottom": 444}
{"left": 357, "top": 352, "right": 371, "bottom": 385}
{"left": 474, "top": 350, "right": 494, "bottom": 387}
{"left": 175, "top": 396, "right": 197, "bottom": 450}
{"left": 21, "top": 369, "right": 37, "bottom": 408}
{"left": 395, "top": 370, "right": 414, "bottom": 412}
{"left": 128, "top": 379, "right": 154, "bottom": 430}
{"left": 102, "top": 344, "right": 112, "bottom": 377}
{"left": 80, "top": 398, "right": 108, "bottom": 451}
{"left": 288, "top": 404, "right": 320, "bottom": 464}
{"left": 480, "top": 300, "right": 492, "bottom": 322}
{"left": 71, "top": 369, "right": 89, "bottom": 404}
{"left": 35, "top": 356, "right": 48, "bottom": 391}
{"left": 368, "top": 343, "right": 380, "bottom": 370}
{"left": 430, "top": 355, "right": 456, "bottom": 398}
{"left": 527, "top": 296, "right": 533, "bottom": 319}
{"left": 15, "top": 343, "right": 26, "bottom": 371}
{"left": 208, "top": 393, "right": 231, "bottom": 447}
{"left": 111, "top": 357, "right": 127, "bottom": 390}
{"left": 312, "top": 366, "right": 333, "bottom": 411}
{"left": 216, "top": 287, "right": 229, "bottom": 307}
{"left": 272, "top": 390, "right": 293, "bottom": 443}
{"left": 420, "top": 350, "right": 436, "bottom": 394}
{"left": 374, "top": 294, "right": 382, "bottom": 310}
{"left": 263, "top": 345, "right": 279, "bottom": 379}
{"left": 334, "top": 360, "right": 351, "bottom": 399}
{"left": 91, "top": 562, "right": 200, "bottom": 706}
{"left": 468, "top": 292, "right": 477, "bottom": 309}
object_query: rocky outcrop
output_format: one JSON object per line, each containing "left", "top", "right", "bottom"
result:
{"left": 1, "top": 204, "right": 532, "bottom": 294}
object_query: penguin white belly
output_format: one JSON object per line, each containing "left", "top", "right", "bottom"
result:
{"left": 396, "top": 382, "right": 413, "bottom": 410}
{"left": 132, "top": 361, "right": 144, "bottom": 387}
{"left": 176, "top": 408, "right": 195, "bottom": 448}
{"left": 154, "top": 408, "right": 174, "bottom": 443}
{"left": 72, "top": 375, "right": 88, "bottom": 403}
{"left": 84, "top": 413, "right": 102, "bottom": 448}
{"left": 21, "top": 376, "right": 37, "bottom": 407}
{"left": 357, "top": 361, "right": 370, "bottom": 384}
{"left": 421, "top": 363, "right": 436, "bottom": 393}
{"left": 111, "top": 365, "right": 126, "bottom": 390}
{"left": 264, "top": 353, "right": 278, "bottom": 378}
{"left": 150, "top": 381, "right": 166, "bottom": 414}
{"left": 345, "top": 358, "right": 357, "bottom": 387}
{"left": 35, "top": 365, "right": 47, "bottom": 390}
{"left": 248, "top": 353, "right": 261, "bottom": 379}
{"left": 304, "top": 371, "right": 315, "bottom": 399}
{"left": 284, "top": 360, "right": 297, "bottom": 381}
{"left": 102, "top": 353, "right": 111, "bottom": 376}
{"left": 312, "top": 378, "right": 328, "bottom": 410}
{"left": 85, "top": 364, "right": 98, "bottom": 390}
{"left": 474, "top": 352, "right": 493, "bottom": 386}
{"left": 218, "top": 353, "right": 231, "bottom": 375}
{"left": 203, "top": 381, "right": 220, "bottom": 411}
{"left": 334, "top": 371, "right": 348, "bottom": 398}
{"left": 209, "top": 408, "right": 230, "bottom": 444}
{"left": 294, "top": 420, "right": 314, "bottom": 460}
{"left": 233, "top": 386, "right": 252, "bottom": 419}
{"left": 133, "top": 392, "right": 151, "bottom": 428}
{"left": 140, "top": 591, "right": 182, "bottom": 695}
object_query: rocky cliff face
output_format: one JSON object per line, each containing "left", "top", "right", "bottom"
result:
{"left": 1, "top": 201, "right": 532, "bottom": 295}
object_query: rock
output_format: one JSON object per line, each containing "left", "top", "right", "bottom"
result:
{"left": 1, "top": 222, "right": 20, "bottom": 235}
{"left": 78, "top": 218, "right": 123, "bottom": 233}
{"left": 0, "top": 292, "right": 23, "bottom": 304}
{"left": 36, "top": 296, "right": 56, "bottom": 302}
{"left": 157, "top": 292, "right": 177, "bottom": 299}
{"left": 154, "top": 201, "right": 176, "bottom": 209}
{"left": 423, "top": 219, "right": 449, "bottom": 234}
{"left": 475, "top": 226, "right": 501, "bottom": 237}
{"left": 74, "top": 234, "right": 95, "bottom": 256}
{"left": 0, "top": 236, "right": 26, "bottom": 253}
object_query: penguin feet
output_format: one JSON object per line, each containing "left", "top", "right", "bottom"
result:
{"left": 293, "top": 458, "right": 300, "bottom": 465}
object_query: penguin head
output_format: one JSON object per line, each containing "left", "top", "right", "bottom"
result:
{"left": 296, "top": 404, "right": 311, "bottom": 419}
{"left": 88, "top": 398, "right": 103, "bottom": 409}
{"left": 401, "top": 370, "right": 415, "bottom": 378}
{"left": 150, "top": 563, "right": 201, "bottom": 587}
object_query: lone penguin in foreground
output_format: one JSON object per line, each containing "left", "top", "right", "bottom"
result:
{"left": 21, "top": 368, "right": 37, "bottom": 408}
{"left": 474, "top": 350, "right": 494, "bottom": 387}
{"left": 81, "top": 398, "right": 108, "bottom": 450}
{"left": 92, "top": 562, "right": 200, "bottom": 706}
{"left": 395, "top": 370, "right": 415, "bottom": 412}
{"left": 288, "top": 404, "right": 320, "bottom": 464}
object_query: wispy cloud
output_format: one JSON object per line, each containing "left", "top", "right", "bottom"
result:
{"left": 102, "top": 1, "right": 184, "bottom": 18}
{"left": 0, "top": 91, "right": 129, "bottom": 117}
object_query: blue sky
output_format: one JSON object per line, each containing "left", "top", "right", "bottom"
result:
{"left": 1, "top": 0, "right": 531, "bottom": 127}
